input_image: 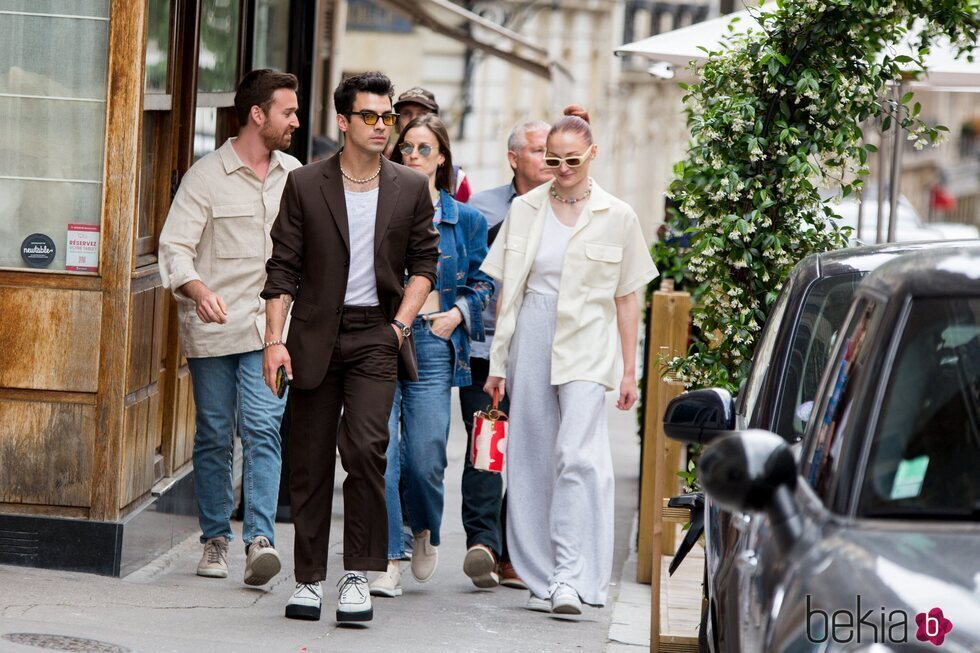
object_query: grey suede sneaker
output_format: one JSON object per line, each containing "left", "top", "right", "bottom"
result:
{"left": 463, "top": 544, "right": 498, "bottom": 588}
{"left": 244, "top": 535, "right": 281, "bottom": 586}
{"left": 197, "top": 536, "right": 229, "bottom": 578}
{"left": 410, "top": 530, "right": 438, "bottom": 583}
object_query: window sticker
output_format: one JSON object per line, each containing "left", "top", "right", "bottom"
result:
{"left": 890, "top": 455, "right": 929, "bottom": 500}
{"left": 20, "top": 234, "right": 56, "bottom": 268}
{"left": 66, "top": 223, "right": 100, "bottom": 272}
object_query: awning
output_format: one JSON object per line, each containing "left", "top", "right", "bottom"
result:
{"left": 615, "top": 11, "right": 755, "bottom": 70}
{"left": 615, "top": 10, "right": 980, "bottom": 89}
{"left": 378, "top": 0, "right": 556, "bottom": 80}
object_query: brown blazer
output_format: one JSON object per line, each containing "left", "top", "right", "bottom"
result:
{"left": 261, "top": 153, "right": 439, "bottom": 389}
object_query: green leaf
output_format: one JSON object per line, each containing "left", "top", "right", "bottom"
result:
{"left": 900, "top": 91, "right": 914, "bottom": 104}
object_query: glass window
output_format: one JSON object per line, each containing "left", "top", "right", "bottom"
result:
{"left": 858, "top": 297, "right": 980, "bottom": 520}
{"left": 0, "top": 1, "right": 110, "bottom": 272}
{"left": 253, "top": 0, "right": 290, "bottom": 72}
{"left": 145, "top": 0, "right": 172, "bottom": 94}
{"left": 198, "top": 0, "right": 241, "bottom": 93}
{"left": 739, "top": 275, "right": 794, "bottom": 422}
{"left": 774, "top": 273, "right": 863, "bottom": 440}
{"left": 194, "top": 106, "right": 219, "bottom": 160}
{"left": 801, "top": 300, "right": 881, "bottom": 498}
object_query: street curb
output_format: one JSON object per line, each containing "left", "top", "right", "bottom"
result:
{"left": 607, "top": 513, "right": 651, "bottom": 651}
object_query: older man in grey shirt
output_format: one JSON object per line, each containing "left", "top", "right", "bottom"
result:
{"left": 459, "top": 120, "right": 551, "bottom": 590}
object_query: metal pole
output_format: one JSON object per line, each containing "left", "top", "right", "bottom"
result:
{"left": 855, "top": 188, "right": 863, "bottom": 242}
{"left": 887, "top": 82, "right": 905, "bottom": 243}
{"left": 876, "top": 101, "right": 887, "bottom": 244}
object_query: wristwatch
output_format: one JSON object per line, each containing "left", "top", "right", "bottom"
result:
{"left": 392, "top": 319, "right": 412, "bottom": 338}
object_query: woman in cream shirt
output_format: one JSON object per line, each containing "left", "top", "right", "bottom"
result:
{"left": 481, "top": 106, "right": 658, "bottom": 615}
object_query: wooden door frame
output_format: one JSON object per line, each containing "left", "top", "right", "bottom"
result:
{"left": 90, "top": 0, "right": 148, "bottom": 521}
{"left": 158, "top": 0, "right": 203, "bottom": 481}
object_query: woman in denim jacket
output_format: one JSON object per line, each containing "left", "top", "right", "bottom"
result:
{"left": 369, "top": 114, "right": 493, "bottom": 597}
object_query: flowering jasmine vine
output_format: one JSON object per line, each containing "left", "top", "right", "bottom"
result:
{"left": 654, "top": 0, "right": 979, "bottom": 394}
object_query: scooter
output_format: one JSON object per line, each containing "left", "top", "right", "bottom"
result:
{"left": 668, "top": 491, "right": 709, "bottom": 652}
{"left": 667, "top": 491, "right": 704, "bottom": 575}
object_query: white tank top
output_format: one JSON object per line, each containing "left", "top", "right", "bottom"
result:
{"left": 526, "top": 205, "right": 574, "bottom": 296}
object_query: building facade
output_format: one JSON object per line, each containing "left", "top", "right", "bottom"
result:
{"left": 0, "top": 0, "right": 320, "bottom": 576}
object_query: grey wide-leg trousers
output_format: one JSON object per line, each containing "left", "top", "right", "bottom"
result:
{"left": 505, "top": 292, "right": 614, "bottom": 607}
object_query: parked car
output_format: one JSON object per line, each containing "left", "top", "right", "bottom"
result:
{"left": 828, "top": 194, "right": 979, "bottom": 243}
{"left": 686, "top": 246, "right": 980, "bottom": 652}
{"left": 662, "top": 240, "right": 976, "bottom": 652}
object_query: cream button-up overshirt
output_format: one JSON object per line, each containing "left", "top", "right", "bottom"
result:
{"left": 158, "top": 138, "right": 302, "bottom": 358}
{"left": 481, "top": 180, "right": 658, "bottom": 390}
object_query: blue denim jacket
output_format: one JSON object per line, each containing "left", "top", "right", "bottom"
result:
{"left": 433, "top": 189, "right": 493, "bottom": 387}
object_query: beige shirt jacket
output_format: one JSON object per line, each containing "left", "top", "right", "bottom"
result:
{"left": 481, "top": 179, "right": 658, "bottom": 390}
{"left": 158, "top": 138, "right": 302, "bottom": 358}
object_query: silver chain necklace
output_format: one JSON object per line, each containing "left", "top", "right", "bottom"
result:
{"left": 340, "top": 158, "right": 382, "bottom": 184}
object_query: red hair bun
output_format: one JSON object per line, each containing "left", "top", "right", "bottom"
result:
{"left": 563, "top": 104, "right": 590, "bottom": 124}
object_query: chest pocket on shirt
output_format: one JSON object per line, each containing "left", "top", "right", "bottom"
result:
{"left": 583, "top": 242, "right": 623, "bottom": 289}
{"left": 212, "top": 203, "right": 262, "bottom": 258}
{"left": 503, "top": 235, "right": 527, "bottom": 278}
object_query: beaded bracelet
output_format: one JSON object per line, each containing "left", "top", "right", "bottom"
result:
{"left": 262, "top": 339, "right": 285, "bottom": 349}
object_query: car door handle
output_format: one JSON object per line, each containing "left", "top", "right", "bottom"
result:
{"left": 736, "top": 550, "right": 758, "bottom": 573}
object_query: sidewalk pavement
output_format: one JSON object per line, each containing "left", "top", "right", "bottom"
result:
{"left": 0, "top": 391, "right": 649, "bottom": 653}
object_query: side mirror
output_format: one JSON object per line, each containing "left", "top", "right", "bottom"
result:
{"left": 699, "top": 430, "right": 803, "bottom": 551}
{"left": 663, "top": 388, "right": 735, "bottom": 445}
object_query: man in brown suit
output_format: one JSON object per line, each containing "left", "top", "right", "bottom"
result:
{"left": 260, "top": 72, "right": 438, "bottom": 624}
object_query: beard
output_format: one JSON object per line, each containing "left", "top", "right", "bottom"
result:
{"left": 260, "top": 123, "right": 292, "bottom": 151}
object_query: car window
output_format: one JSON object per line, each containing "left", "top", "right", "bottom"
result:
{"left": 858, "top": 297, "right": 980, "bottom": 520}
{"left": 774, "top": 273, "right": 863, "bottom": 441}
{"left": 801, "top": 299, "right": 881, "bottom": 500}
{"left": 740, "top": 275, "right": 794, "bottom": 421}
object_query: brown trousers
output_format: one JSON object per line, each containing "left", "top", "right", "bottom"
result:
{"left": 289, "top": 305, "right": 398, "bottom": 582}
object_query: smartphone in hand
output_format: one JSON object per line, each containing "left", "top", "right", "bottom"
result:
{"left": 276, "top": 364, "right": 289, "bottom": 398}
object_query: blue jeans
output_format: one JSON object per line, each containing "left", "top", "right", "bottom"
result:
{"left": 187, "top": 350, "right": 285, "bottom": 547}
{"left": 384, "top": 320, "right": 453, "bottom": 558}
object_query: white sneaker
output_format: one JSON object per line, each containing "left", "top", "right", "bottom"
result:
{"left": 526, "top": 593, "right": 552, "bottom": 613}
{"left": 285, "top": 582, "right": 322, "bottom": 621}
{"left": 410, "top": 530, "right": 438, "bottom": 583}
{"left": 369, "top": 561, "right": 403, "bottom": 597}
{"left": 337, "top": 572, "right": 372, "bottom": 622}
{"left": 550, "top": 582, "right": 582, "bottom": 615}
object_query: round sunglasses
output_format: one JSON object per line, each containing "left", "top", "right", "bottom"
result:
{"left": 543, "top": 147, "right": 594, "bottom": 169}
{"left": 399, "top": 142, "right": 434, "bottom": 157}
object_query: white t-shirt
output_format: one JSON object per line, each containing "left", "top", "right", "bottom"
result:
{"left": 343, "top": 187, "right": 380, "bottom": 306}
{"left": 526, "top": 205, "right": 575, "bottom": 296}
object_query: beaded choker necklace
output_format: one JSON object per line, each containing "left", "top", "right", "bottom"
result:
{"left": 550, "top": 183, "right": 592, "bottom": 205}
{"left": 340, "top": 158, "right": 382, "bottom": 184}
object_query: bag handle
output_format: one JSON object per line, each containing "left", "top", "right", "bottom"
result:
{"left": 486, "top": 387, "right": 505, "bottom": 420}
